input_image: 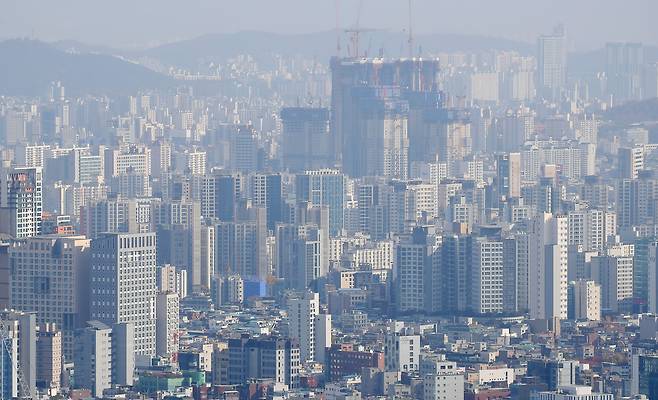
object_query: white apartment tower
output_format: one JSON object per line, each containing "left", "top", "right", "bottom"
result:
{"left": 537, "top": 25, "right": 567, "bottom": 100}
{"left": 287, "top": 291, "right": 332, "bottom": 364}
{"left": 471, "top": 238, "right": 504, "bottom": 314}
{"left": 528, "top": 213, "right": 569, "bottom": 320}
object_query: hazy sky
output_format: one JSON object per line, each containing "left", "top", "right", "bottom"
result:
{"left": 1, "top": 0, "right": 656, "bottom": 50}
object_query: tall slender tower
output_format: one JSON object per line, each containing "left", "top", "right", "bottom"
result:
{"left": 528, "top": 213, "right": 569, "bottom": 321}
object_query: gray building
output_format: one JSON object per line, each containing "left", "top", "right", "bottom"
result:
{"left": 280, "top": 108, "right": 332, "bottom": 172}
{"left": 74, "top": 321, "right": 112, "bottom": 397}
{"left": 74, "top": 321, "right": 135, "bottom": 397}
{"left": 421, "top": 356, "right": 464, "bottom": 400}
{"left": 217, "top": 336, "right": 300, "bottom": 389}
{"left": 90, "top": 232, "right": 157, "bottom": 357}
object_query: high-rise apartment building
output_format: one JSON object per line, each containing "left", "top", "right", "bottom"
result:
{"left": 496, "top": 152, "right": 521, "bottom": 204}
{"left": 156, "top": 264, "right": 188, "bottom": 299}
{"left": 81, "top": 197, "right": 152, "bottom": 239}
{"left": 606, "top": 42, "right": 644, "bottom": 102}
{"left": 152, "top": 199, "right": 201, "bottom": 292}
{"left": 0, "top": 167, "right": 43, "bottom": 238}
{"left": 250, "top": 173, "right": 283, "bottom": 231}
{"left": 276, "top": 224, "right": 328, "bottom": 291}
{"left": 394, "top": 228, "right": 432, "bottom": 314}
{"left": 280, "top": 108, "right": 333, "bottom": 172}
{"left": 591, "top": 254, "right": 634, "bottom": 314}
{"left": 105, "top": 145, "right": 151, "bottom": 178}
{"left": 296, "top": 169, "right": 344, "bottom": 237}
{"left": 471, "top": 238, "right": 504, "bottom": 314}
{"left": 528, "top": 213, "right": 569, "bottom": 321}
{"left": 214, "top": 209, "right": 268, "bottom": 279}
{"left": 618, "top": 146, "right": 644, "bottom": 179}
{"left": 287, "top": 291, "right": 332, "bottom": 363}
{"left": 537, "top": 25, "right": 567, "bottom": 100}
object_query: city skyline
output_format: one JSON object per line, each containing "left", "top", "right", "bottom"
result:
{"left": 3, "top": 2, "right": 658, "bottom": 399}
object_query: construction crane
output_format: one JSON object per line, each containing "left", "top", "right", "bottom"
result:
{"left": 344, "top": 28, "right": 381, "bottom": 59}
{"left": 0, "top": 315, "right": 31, "bottom": 399}
{"left": 407, "top": 0, "right": 414, "bottom": 58}
{"left": 334, "top": 0, "right": 341, "bottom": 57}
{"left": 344, "top": 0, "right": 378, "bottom": 59}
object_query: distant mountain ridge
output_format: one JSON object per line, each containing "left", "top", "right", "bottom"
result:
{"left": 0, "top": 39, "right": 171, "bottom": 97}
{"left": 137, "top": 30, "right": 536, "bottom": 69}
{"left": 3, "top": 32, "right": 658, "bottom": 98}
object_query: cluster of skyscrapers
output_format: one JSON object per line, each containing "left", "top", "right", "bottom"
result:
{"left": 2, "top": 23, "right": 658, "bottom": 400}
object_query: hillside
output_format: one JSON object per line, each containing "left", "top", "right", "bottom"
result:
{"left": 0, "top": 39, "right": 172, "bottom": 97}
{"left": 139, "top": 30, "right": 535, "bottom": 70}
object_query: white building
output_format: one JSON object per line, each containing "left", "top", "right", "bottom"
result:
{"left": 90, "top": 232, "right": 157, "bottom": 357}
{"left": 408, "top": 183, "right": 438, "bottom": 219}
{"left": 618, "top": 146, "right": 644, "bottom": 179}
{"left": 155, "top": 292, "right": 179, "bottom": 357}
{"left": 384, "top": 323, "right": 420, "bottom": 373}
{"left": 226, "top": 275, "right": 245, "bottom": 304}
{"left": 470, "top": 72, "right": 500, "bottom": 103}
{"left": 532, "top": 386, "right": 613, "bottom": 400}
{"left": 156, "top": 264, "right": 188, "bottom": 299}
{"left": 571, "top": 280, "right": 601, "bottom": 321}
{"left": 591, "top": 254, "right": 634, "bottom": 314}
{"left": 107, "top": 145, "right": 151, "bottom": 177}
{"left": 185, "top": 149, "right": 207, "bottom": 175}
{"left": 567, "top": 209, "right": 615, "bottom": 253}
{"left": 471, "top": 238, "right": 504, "bottom": 314}
{"left": 421, "top": 356, "right": 464, "bottom": 400}
{"left": 528, "top": 213, "right": 568, "bottom": 320}
{"left": 287, "top": 291, "right": 332, "bottom": 364}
